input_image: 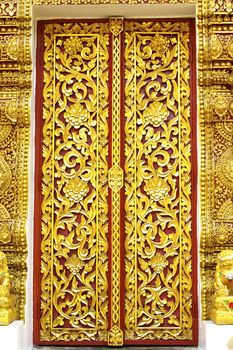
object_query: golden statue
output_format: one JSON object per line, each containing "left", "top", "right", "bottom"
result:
{"left": 0, "top": 251, "right": 16, "bottom": 325}
{"left": 211, "top": 250, "right": 233, "bottom": 324}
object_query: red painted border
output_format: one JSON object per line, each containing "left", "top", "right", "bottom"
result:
{"left": 33, "top": 20, "right": 45, "bottom": 346}
{"left": 34, "top": 17, "right": 198, "bottom": 347}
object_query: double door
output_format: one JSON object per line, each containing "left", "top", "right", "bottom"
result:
{"left": 34, "top": 17, "right": 197, "bottom": 346}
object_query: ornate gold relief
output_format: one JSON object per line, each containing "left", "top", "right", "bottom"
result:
{"left": 108, "top": 165, "right": 123, "bottom": 193}
{"left": 0, "top": 251, "right": 16, "bottom": 325}
{"left": 124, "top": 20, "right": 194, "bottom": 341}
{"left": 33, "top": 0, "right": 196, "bottom": 4}
{"left": 199, "top": 0, "right": 233, "bottom": 319}
{"left": 109, "top": 17, "right": 123, "bottom": 36}
{"left": 211, "top": 250, "right": 233, "bottom": 324}
{"left": 0, "top": 0, "right": 31, "bottom": 321}
{"left": 108, "top": 326, "right": 123, "bottom": 346}
{"left": 39, "top": 21, "right": 110, "bottom": 342}
{"left": 108, "top": 17, "right": 123, "bottom": 343}
{"left": 0, "top": 1, "right": 17, "bottom": 17}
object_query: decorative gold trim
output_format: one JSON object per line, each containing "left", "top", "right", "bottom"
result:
{"left": 108, "top": 164, "right": 123, "bottom": 193}
{"left": 108, "top": 17, "right": 123, "bottom": 341}
{"left": 33, "top": 0, "right": 196, "bottom": 5}
{"left": 108, "top": 325, "right": 123, "bottom": 346}
{"left": 0, "top": 251, "right": 16, "bottom": 325}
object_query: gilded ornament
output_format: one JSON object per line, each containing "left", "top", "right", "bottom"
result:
{"left": 211, "top": 35, "right": 223, "bottom": 60}
{"left": 65, "top": 255, "right": 84, "bottom": 275}
{"left": 218, "top": 200, "right": 233, "bottom": 220}
{"left": 214, "top": 96, "right": 229, "bottom": 118}
{"left": 228, "top": 38, "right": 233, "bottom": 59}
{"left": 144, "top": 175, "right": 170, "bottom": 202}
{"left": 64, "top": 103, "right": 91, "bottom": 129}
{"left": 150, "top": 34, "right": 169, "bottom": 54}
{"left": 0, "top": 35, "right": 19, "bottom": 62}
{"left": 32, "top": 0, "right": 196, "bottom": 4}
{"left": 63, "top": 37, "right": 83, "bottom": 55}
{"left": 0, "top": 0, "right": 31, "bottom": 321}
{"left": 200, "top": 0, "right": 233, "bottom": 318}
{"left": 38, "top": 21, "right": 109, "bottom": 341}
{"left": 217, "top": 148, "right": 233, "bottom": 190}
{"left": 211, "top": 250, "right": 233, "bottom": 324}
{"left": 211, "top": 0, "right": 233, "bottom": 13}
{"left": 63, "top": 177, "right": 89, "bottom": 203}
{"left": 0, "top": 222, "right": 11, "bottom": 244}
{"left": 149, "top": 253, "right": 168, "bottom": 274}
{"left": 6, "top": 36, "right": 18, "bottom": 61}
{"left": 0, "top": 251, "right": 16, "bottom": 325}
{"left": 108, "top": 326, "right": 123, "bottom": 346}
{"left": 0, "top": 1, "right": 17, "bottom": 17}
{"left": 108, "top": 164, "right": 123, "bottom": 193}
{"left": 109, "top": 17, "right": 123, "bottom": 36}
{"left": 124, "top": 20, "right": 194, "bottom": 340}
{"left": 0, "top": 155, "right": 12, "bottom": 196}
{"left": 109, "top": 17, "right": 123, "bottom": 336}
{"left": 142, "top": 101, "right": 169, "bottom": 127}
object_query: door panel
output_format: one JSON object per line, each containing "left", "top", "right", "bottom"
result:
{"left": 34, "top": 21, "right": 111, "bottom": 344}
{"left": 34, "top": 18, "right": 197, "bottom": 347}
{"left": 124, "top": 20, "right": 196, "bottom": 344}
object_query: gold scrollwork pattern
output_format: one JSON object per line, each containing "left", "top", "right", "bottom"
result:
{"left": 124, "top": 21, "right": 193, "bottom": 340}
{"left": 33, "top": 0, "right": 196, "bottom": 4}
{"left": 199, "top": 0, "right": 233, "bottom": 318}
{"left": 39, "top": 22, "right": 110, "bottom": 342}
{"left": 0, "top": 0, "right": 31, "bottom": 320}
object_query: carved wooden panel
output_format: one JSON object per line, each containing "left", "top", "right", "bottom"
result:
{"left": 34, "top": 20, "right": 110, "bottom": 344}
{"left": 124, "top": 20, "right": 197, "bottom": 344}
{"left": 34, "top": 18, "right": 197, "bottom": 346}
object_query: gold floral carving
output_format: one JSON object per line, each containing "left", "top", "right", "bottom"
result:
{"left": 199, "top": 0, "right": 233, "bottom": 319}
{"left": 108, "top": 325, "right": 123, "bottom": 346}
{"left": 39, "top": 21, "right": 110, "bottom": 342}
{"left": 124, "top": 20, "right": 193, "bottom": 340}
{"left": 0, "top": 0, "right": 31, "bottom": 320}
{"left": 0, "top": 1, "right": 17, "bottom": 17}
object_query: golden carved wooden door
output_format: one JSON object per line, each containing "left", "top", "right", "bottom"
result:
{"left": 34, "top": 18, "right": 198, "bottom": 346}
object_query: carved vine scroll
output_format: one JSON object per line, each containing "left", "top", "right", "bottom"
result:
{"left": 36, "top": 20, "right": 110, "bottom": 343}
{"left": 35, "top": 18, "right": 197, "bottom": 346}
{"left": 124, "top": 19, "right": 197, "bottom": 342}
